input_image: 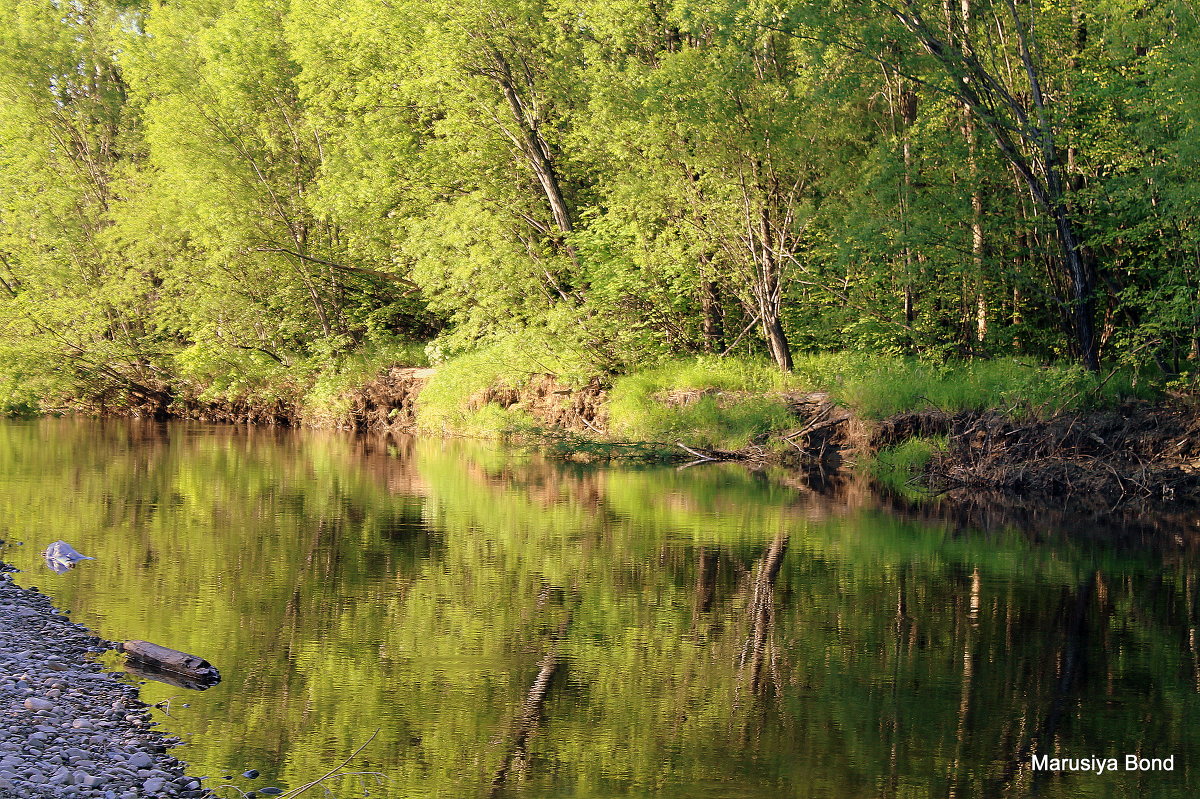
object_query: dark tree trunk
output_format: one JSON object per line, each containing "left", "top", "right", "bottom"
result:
{"left": 763, "top": 313, "right": 794, "bottom": 372}
{"left": 877, "top": 0, "right": 1101, "bottom": 370}
{"left": 700, "top": 278, "right": 725, "bottom": 353}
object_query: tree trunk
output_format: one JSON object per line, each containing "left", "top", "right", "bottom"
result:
{"left": 1050, "top": 204, "right": 1099, "bottom": 370}
{"left": 763, "top": 313, "right": 793, "bottom": 372}
{"left": 700, "top": 278, "right": 725, "bottom": 353}
{"left": 486, "top": 49, "right": 576, "bottom": 264}
{"left": 877, "top": 0, "right": 1101, "bottom": 369}
{"left": 901, "top": 85, "right": 918, "bottom": 331}
{"left": 755, "top": 206, "right": 793, "bottom": 371}
{"left": 698, "top": 251, "right": 725, "bottom": 353}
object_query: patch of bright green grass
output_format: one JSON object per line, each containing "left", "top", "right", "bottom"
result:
{"left": 866, "top": 436, "right": 946, "bottom": 495}
{"left": 791, "top": 353, "right": 1153, "bottom": 419}
{"left": 607, "top": 357, "right": 800, "bottom": 449}
{"left": 416, "top": 332, "right": 595, "bottom": 435}
{"left": 419, "top": 347, "right": 1159, "bottom": 444}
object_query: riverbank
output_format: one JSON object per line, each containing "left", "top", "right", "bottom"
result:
{"left": 0, "top": 568, "right": 210, "bottom": 798}
{"left": 25, "top": 352, "right": 1200, "bottom": 506}
{"left": 311, "top": 356, "right": 1200, "bottom": 507}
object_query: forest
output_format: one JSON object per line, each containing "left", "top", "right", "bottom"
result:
{"left": 1, "top": 0, "right": 1198, "bottom": 414}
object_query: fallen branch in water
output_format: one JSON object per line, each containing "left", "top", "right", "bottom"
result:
{"left": 490, "top": 603, "right": 575, "bottom": 794}
{"left": 211, "top": 731, "right": 384, "bottom": 799}
{"left": 675, "top": 441, "right": 717, "bottom": 462}
{"left": 281, "top": 730, "right": 382, "bottom": 798}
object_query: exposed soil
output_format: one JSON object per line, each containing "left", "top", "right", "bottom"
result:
{"left": 469, "top": 374, "right": 608, "bottom": 434}
{"left": 75, "top": 363, "right": 1200, "bottom": 510}
{"left": 918, "top": 401, "right": 1200, "bottom": 502}
{"left": 342, "top": 366, "right": 436, "bottom": 432}
{"left": 168, "top": 397, "right": 299, "bottom": 427}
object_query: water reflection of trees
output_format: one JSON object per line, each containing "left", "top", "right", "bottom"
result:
{"left": 0, "top": 420, "right": 1197, "bottom": 798}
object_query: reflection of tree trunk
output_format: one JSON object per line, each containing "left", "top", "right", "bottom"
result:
{"left": 1187, "top": 571, "right": 1200, "bottom": 693}
{"left": 885, "top": 566, "right": 912, "bottom": 799}
{"left": 1040, "top": 573, "right": 1094, "bottom": 742}
{"left": 739, "top": 533, "right": 789, "bottom": 695}
{"left": 694, "top": 547, "right": 719, "bottom": 618}
{"left": 948, "top": 568, "right": 980, "bottom": 799}
{"left": 489, "top": 606, "right": 573, "bottom": 794}
{"left": 991, "top": 572, "right": 1095, "bottom": 794}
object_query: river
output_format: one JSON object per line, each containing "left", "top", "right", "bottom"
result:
{"left": 0, "top": 418, "right": 1196, "bottom": 798}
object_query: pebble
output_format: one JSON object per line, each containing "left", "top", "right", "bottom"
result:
{"left": 0, "top": 567, "right": 215, "bottom": 797}
{"left": 127, "top": 753, "right": 153, "bottom": 769}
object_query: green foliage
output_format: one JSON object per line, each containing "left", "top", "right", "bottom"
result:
{"left": 611, "top": 356, "right": 801, "bottom": 397}
{"left": 416, "top": 331, "right": 595, "bottom": 434}
{"left": 0, "top": 0, "right": 1198, "bottom": 411}
{"left": 614, "top": 393, "right": 796, "bottom": 451}
{"left": 600, "top": 355, "right": 1153, "bottom": 452}
{"left": 0, "top": 373, "right": 39, "bottom": 417}
{"left": 302, "top": 339, "right": 429, "bottom": 424}
{"left": 606, "top": 357, "right": 799, "bottom": 449}
{"left": 865, "top": 436, "right": 946, "bottom": 495}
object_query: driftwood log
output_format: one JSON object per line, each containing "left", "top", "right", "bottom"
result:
{"left": 122, "top": 640, "right": 220, "bottom": 688}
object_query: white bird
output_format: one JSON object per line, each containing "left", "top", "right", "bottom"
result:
{"left": 42, "top": 541, "right": 94, "bottom": 574}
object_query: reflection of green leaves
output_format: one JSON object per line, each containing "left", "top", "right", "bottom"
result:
{"left": 1, "top": 421, "right": 1197, "bottom": 798}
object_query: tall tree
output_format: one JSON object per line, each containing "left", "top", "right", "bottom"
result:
{"left": 847, "top": 0, "right": 1103, "bottom": 368}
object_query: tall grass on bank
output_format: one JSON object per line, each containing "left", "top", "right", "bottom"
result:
{"left": 301, "top": 340, "right": 429, "bottom": 424}
{"left": 791, "top": 353, "right": 1154, "bottom": 418}
{"left": 415, "top": 333, "right": 594, "bottom": 436}
{"left": 606, "top": 357, "right": 799, "bottom": 450}
{"left": 601, "top": 353, "right": 1156, "bottom": 450}
{"left": 866, "top": 436, "right": 947, "bottom": 496}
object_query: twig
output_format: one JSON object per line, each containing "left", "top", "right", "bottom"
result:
{"left": 579, "top": 415, "right": 605, "bottom": 436}
{"left": 675, "top": 442, "right": 717, "bottom": 462}
{"left": 150, "top": 696, "right": 177, "bottom": 717}
{"left": 782, "top": 414, "right": 846, "bottom": 441}
{"left": 279, "top": 730, "right": 380, "bottom": 799}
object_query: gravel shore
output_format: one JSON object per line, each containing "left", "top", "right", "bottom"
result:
{"left": 0, "top": 569, "right": 212, "bottom": 798}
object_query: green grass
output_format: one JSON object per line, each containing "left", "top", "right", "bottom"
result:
{"left": 606, "top": 357, "right": 800, "bottom": 450}
{"left": 415, "top": 332, "right": 595, "bottom": 435}
{"left": 604, "top": 353, "right": 1154, "bottom": 451}
{"left": 790, "top": 353, "right": 1154, "bottom": 419}
{"left": 408, "top": 344, "right": 1163, "bottom": 447}
{"left": 865, "top": 436, "right": 947, "bottom": 495}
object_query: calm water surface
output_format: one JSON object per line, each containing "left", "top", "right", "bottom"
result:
{"left": 1, "top": 418, "right": 1198, "bottom": 798}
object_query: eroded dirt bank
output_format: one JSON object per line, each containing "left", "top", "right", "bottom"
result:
{"left": 107, "top": 365, "right": 1200, "bottom": 507}
{"left": 906, "top": 403, "right": 1200, "bottom": 501}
